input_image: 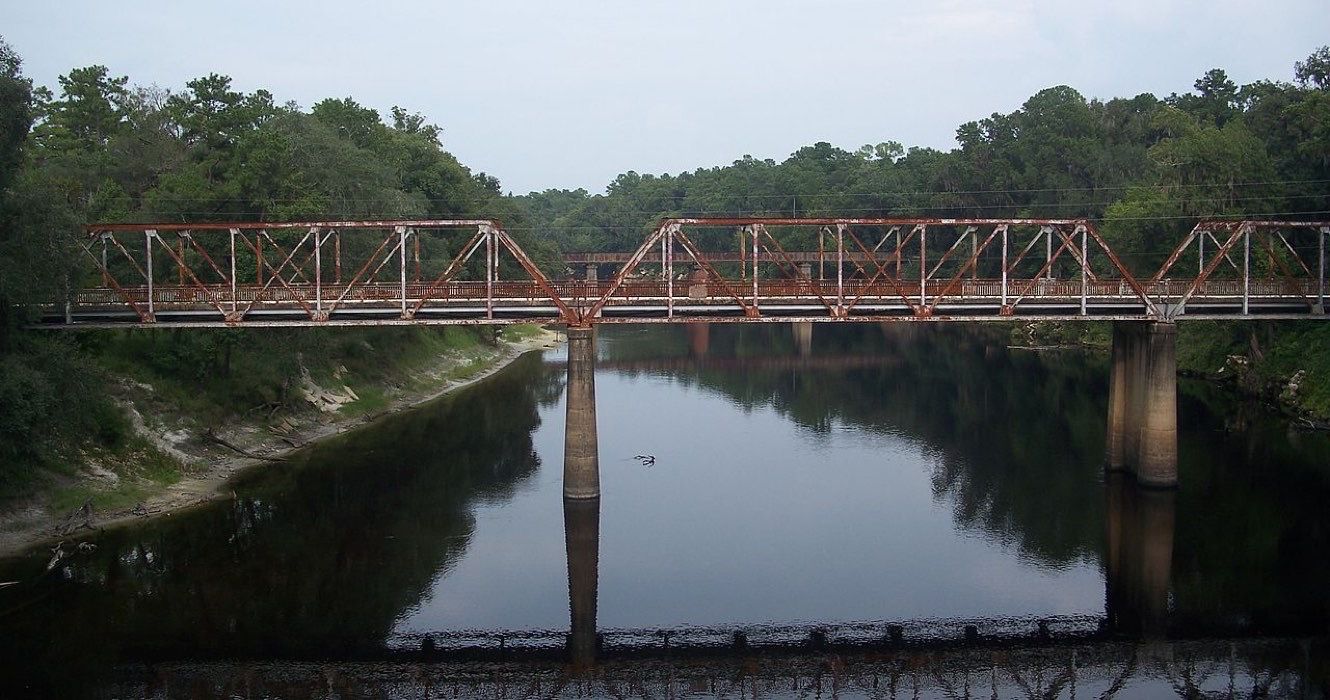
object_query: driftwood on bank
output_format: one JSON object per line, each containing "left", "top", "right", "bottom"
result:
{"left": 57, "top": 499, "right": 96, "bottom": 536}
{"left": 202, "top": 428, "right": 287, "bottom": 462}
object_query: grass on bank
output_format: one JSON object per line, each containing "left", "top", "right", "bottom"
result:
{"left": 498, "top": 324, "right": 545, "bottom": 342}
{"left": 86, "top": 325, "right": 496, "bottom": 423}
{"left": 46, "top": 436, "right": 186, "bottom": 513}
{"left": 1013, "top": 319, "right": 1330, "bottom": 418}
{"left": 0, "top": 325, "right": 528, "bottom": 512}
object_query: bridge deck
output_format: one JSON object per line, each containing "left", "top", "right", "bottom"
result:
{"left": 43, "top": 277, "right": 1322, "bottom": 327}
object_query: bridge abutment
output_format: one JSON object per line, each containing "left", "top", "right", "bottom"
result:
{"left": 1106, "top": 322, "right": 1178, "bottom": 487}
{"left": 564, "top": 327, "right": 600, "bottom": 499}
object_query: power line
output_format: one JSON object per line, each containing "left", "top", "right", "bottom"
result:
{"left": 90, "top": 177, "right": 1330, "bottom": 205}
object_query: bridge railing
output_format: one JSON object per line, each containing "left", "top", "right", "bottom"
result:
{"left": 1146, "top": 220, "right": 1328, "bottom": 319}
{"left": 72, "top": 220, "right": 578, "bottom": 325}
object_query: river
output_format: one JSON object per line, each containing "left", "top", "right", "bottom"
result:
{"left": 1, "top": 324, "right": 1328, "bottom": 696}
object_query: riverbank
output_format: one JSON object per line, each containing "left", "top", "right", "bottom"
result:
{"left": 1014, "top": 319, "right": 1330, "bottom": 426}
{"left": 0, "top": 326, "right": 564, "bottom": 557}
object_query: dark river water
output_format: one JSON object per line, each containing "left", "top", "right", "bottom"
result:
{"left": 2, "top": 324, "right": 1329, "bottom": 696}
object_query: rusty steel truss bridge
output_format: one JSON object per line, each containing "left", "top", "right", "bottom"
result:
{"left": 41, "top": 217, "right": 1330, "bottom": 328}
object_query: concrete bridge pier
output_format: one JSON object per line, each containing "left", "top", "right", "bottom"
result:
{"left": 1106, "top": 322, "right": 1178, "bottom": 488}
{"left": 564, "top": 496, "right": 600, "bottom": 666}
{"left": 583, "top": 264, "right": 599, "bottom": 282}
{"left": 793, "top": 321, "right": 813, "bottom": 357}
{"left": 564, "top": 327, "right": 600, "bottom": 499}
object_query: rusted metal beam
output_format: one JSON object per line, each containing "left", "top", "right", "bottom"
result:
{"left": 86, "top": 219, "right": 503, "bottom": 232}
{"left": 47, "top": 217, "right": 1330, "bottom": 330}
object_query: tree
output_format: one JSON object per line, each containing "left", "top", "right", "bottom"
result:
{"left": 312, "top": 97, "right": 386, "bottom": 150}
{"left": 33, "top": 65, "right": 128, "bottom": 153}
{"left": 0, "top": 38, "right": 32, "bottom": 194}
{"left": 1294, "top": 46, "right": 1330, "bottom": 90}
{"left": 1169, "top": 68, "right": 1240, "bottom": 125}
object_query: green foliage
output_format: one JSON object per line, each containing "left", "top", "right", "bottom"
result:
{"left": 499, "top": 323, "right": 544, "bottom": 342}
{"left": 0, "top": 36, "right": 538, "bottom": 503}
{"left": 33, "top": 65, "right": 128, "bottom": 154}
{"left": 90, "top": 326, "right": 490, "bottom": 422}
{"left": 0, "top": 38, "right": 33, "bottom": 194}
{"left": 1176, "top": 320, "right": 1330, "bottom": 418}
{"left": 0, "top": 335, "right": 123, "bottom": 492}
{"left": 1294, "top": 47, "right": 1330, "bottom": 90}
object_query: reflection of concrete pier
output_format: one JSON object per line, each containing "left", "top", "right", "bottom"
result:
{"left": 564, "top": 496, "right": 600, "bottom": 666}
{"left": 1106, "top": 322, "right": 1177, "bottom": 487}
{"left": 686, "top": 321, "right": 710, "bottom": 357}
{"left": 1105, "top": 474, "right": 1175, "bottom": 638}
{"left": 793, "top": 321, "right": 812, "bottom": 357}
{"left": 564, "top": 328, "right": 600, "bottom": 499}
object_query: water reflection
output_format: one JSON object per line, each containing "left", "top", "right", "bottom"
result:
{"left": 595, "top": 324, "right": 1330, "bottom": 635}
{"left": 101, "top": 638, "right": 1327, "bottom": 698}
{"left": 2, "top": 324, "right": 1329, "bottom": 695}
{"left": 0, "top": 352, "right": 555, "bottom": 692}
{"left": 1104, "top": 474, "right": 1175, "bottom": 639}
{"left": 564, "top": 496, "right": 600, "bottom": 666}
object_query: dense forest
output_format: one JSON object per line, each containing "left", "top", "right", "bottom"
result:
{"left": 520, "top": 56, "right": 1329, "bottom": 262}
{"left": 0, "top": 37, "right": 546, "bottom": 494}
{"left": 1, "top": 36, "right": 1328, "bottom": 497}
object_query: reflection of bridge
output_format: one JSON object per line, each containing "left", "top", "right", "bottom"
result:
{"left": 39, "top": 218, "right": 1330, "bottom": 493}
{"left": 88, "top": 473, "right": 1321, "bottom": 696}
{"left": 100, "top": 476, "right": 1316, "bottom": 697}
{"left": 106, "top": 637, "right": 1320, "bottom": 698}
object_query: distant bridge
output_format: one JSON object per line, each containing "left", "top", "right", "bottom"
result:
{"left": 41, "top": 217, "right": 1328, "bottom": 328}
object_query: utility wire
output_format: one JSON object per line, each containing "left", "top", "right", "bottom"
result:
{"left": 87, "top": 177, "right": 1330, "bottom": 205}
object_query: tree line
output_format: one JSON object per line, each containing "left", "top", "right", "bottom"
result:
{"left": 520, "top": 52, "right": 1330, "bottom": 273}
{"left": 0, "top": 37, "right": 541, "bottom": 486}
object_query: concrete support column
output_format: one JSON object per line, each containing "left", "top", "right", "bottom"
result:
{"left": 1105, "top": 322, "right": 1178, "bottom": 488}
{"left": 1137, "top": 323, "right": 1178, "bottom": 487}
{"left": 564, "top": 327, "right": 600, "bottom": 499}
{"left": 793, "top": 321, "right": 813, "bottom": 357}
{"left": 564, "top": 496, "right": 600, "bottom": 666}
{"left": 584, "top": 264, "right": 598, "bottom": 283}
{"left": 798, "top": 262, "right": 814, "bottom": 279}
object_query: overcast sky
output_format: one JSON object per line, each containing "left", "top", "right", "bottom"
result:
{"left": 6, "top": 1, "right": 1327, "bottom": 194}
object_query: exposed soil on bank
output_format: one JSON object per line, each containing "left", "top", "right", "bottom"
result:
{"left": 0, "top": 329, "right": 564, "bottom": 558}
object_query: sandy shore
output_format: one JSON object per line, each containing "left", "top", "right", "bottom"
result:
{"left": 0, "top": 329, "right": 563, "bottom": 558}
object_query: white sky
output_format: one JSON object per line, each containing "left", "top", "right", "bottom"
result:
{"left": 5, "top": 1, "right": 1327, "bottom": 194}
